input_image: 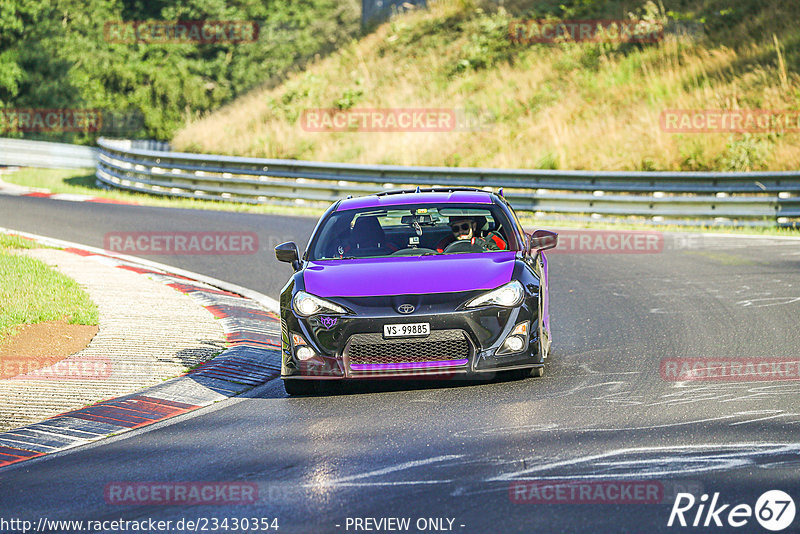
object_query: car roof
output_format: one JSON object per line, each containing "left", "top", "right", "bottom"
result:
{"left": 336, "top": 190, "right": 494, "bottom": 211}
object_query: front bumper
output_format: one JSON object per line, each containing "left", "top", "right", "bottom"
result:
{"left": 281, "top": 295, "right": 542, "bottom": 380}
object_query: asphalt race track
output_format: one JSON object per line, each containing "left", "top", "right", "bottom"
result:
{"left": 1, "top": 194, "right": 799, "bottom": 533}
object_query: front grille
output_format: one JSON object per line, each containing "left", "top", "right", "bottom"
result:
{"left": 345, "top": 329, "right": 470, "bottom": 366}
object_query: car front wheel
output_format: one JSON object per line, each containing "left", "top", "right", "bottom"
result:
{"left": 527, "top": 365, "right": 544, "bottom": 378}
{"left": 283, "top": 379, "right": 317, "bottom": 396}
{"left": 522, "top": 317, "right": 547, "bottom": 379}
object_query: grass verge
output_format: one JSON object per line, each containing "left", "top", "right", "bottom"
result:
{"left": 4, "top": 168, "right": 799, "bottom": 237}
{"left": 3, "top": 168, "right": 326, "bottom": 218}
{"left": 0, "top": 237, "right": 99, "bottom": 340}
{"left": 0, "top": 234, "right": 40, "bottom": 249}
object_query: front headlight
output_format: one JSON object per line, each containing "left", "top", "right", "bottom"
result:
{"left": 465, "top": 280, "right": 524, "bottom": 308}
{"left": 292, "top": 291, "right": 347, "bottom": 317}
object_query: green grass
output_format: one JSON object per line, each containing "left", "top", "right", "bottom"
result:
{"left": 6, "top": 168, "right": 800, "bottom": 237}
{"left": 0, "top": 242, "right": 99, "bottom": 340}
{"left": 3, "top": 168, "right": 326, "bottom": 218}
{"left": 0, "top": 234, "right": 40, "bottom": 249}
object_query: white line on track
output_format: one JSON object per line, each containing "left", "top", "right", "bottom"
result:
{"left": 487, "top": 442, "right": 800, "bottom": 482}
{"left": 307, "top": 454, "right": 464, "bottom": 487}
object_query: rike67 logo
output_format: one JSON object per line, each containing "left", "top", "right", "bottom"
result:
{"left": 668, "top": 490, "right": 796, "bottom": 531}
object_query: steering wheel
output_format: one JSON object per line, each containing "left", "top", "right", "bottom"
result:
{"left": 443, "top": 239, "right": 486, "bottom": 254}
{"left": 391, "top": 247, "right": 438, "bottom": 256}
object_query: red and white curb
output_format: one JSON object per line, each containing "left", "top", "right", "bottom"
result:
{"left": 0, "top": 171, "right": 137, "bottom": 205}
{"left": 0, "top": 229, "right": 282, "bottom": 470}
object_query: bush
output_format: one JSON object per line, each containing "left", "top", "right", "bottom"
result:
{"left": 0, "top": 0, "right": 359, "bottom": 143}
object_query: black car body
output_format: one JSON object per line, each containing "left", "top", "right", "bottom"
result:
{"left": 275, "top": 188, "right": 557, "bottom": 395}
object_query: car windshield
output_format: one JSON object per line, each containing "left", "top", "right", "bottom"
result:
{"left": 308, "top": 204, "right": 516, "bottom": 260}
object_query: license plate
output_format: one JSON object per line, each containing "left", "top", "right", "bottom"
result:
{"left": 383, "top": 322, "right": 430, "bottom": 338}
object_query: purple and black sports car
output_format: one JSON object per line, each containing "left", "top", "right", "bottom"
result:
{"left": 274, "top": 187, "right": 557, "bottom": 395}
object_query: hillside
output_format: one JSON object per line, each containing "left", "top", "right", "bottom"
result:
{"left": 173, "top": 0, "right": 800, "bottom": 171}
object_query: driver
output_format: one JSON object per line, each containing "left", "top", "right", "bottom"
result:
{"left": 435, "top": 215, "right": 509, "bottom": 252}
{"left": 436, "top": 216, "right": 485, "bottom": 252}
{"left": 450, "top": 216, "right": 477, "bottom": 242}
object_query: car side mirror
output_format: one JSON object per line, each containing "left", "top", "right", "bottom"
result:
{"left": 528, "top": 230, "right": 558, "bottom": 255}
{"left": 275, "top": 242, "right": 301, "bottom": 271}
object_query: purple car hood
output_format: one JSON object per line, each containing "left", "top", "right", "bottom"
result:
{"left": 304, "top": 251, "right": 517, "bottom": 297}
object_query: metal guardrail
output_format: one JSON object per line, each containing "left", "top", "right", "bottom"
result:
{"left": 96, "top": 137, "right": 800, "bottom": 226}
{"left": 0, "top": 138, "right": 98, "bottom": 169}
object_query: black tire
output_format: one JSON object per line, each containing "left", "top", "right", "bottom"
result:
{"left": 511, "top": 366, "right": 543, "bottom": 380}
{"left": 283, "top": 379, "right": 317, "bottom": 396}
{"left": 539, "top": 321, "right": 551, "bottom": 359}
{"left": 522, "top": 316, "right": 547, "bottom": 379}
{"left": 528, "top": 365, "right": 544, "bottom": 378}
{"left": 537, "top": 292, "right": 551, "bottom": 359}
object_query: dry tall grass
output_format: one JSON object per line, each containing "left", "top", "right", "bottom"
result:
{"left": 173, "top": 0, "right": 800, "bottom": 171}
